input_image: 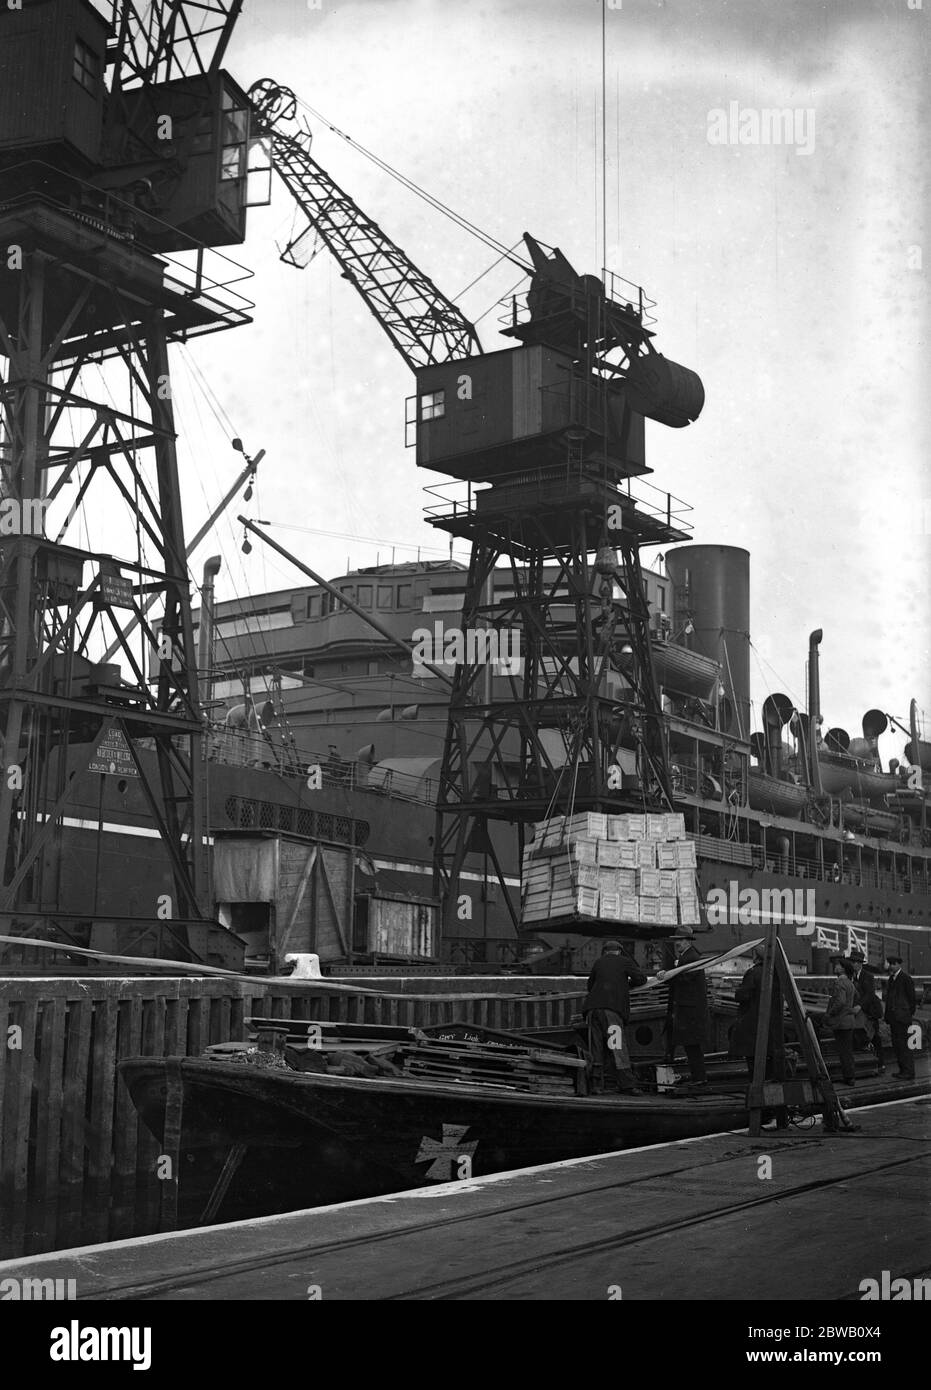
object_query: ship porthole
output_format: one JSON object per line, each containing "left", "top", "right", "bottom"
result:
{"left": 635, "top": 1026, "right": 653, "bottom": 1045}
{"left": 118, "top": 779, "right": 128, "bottom": 793}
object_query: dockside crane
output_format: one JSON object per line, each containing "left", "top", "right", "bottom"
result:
{"left": 0, "top": 0, "right": 254, "bottom": 966}
{"left": 241, "top": 78, "right": 705, "bottom": 947}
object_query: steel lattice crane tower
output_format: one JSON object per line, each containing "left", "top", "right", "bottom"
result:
{"left": 412, "top": 237, "right": 705, "bottom": 941}
{"left": 0, "top": 0, "right": 252, "bottom": 965}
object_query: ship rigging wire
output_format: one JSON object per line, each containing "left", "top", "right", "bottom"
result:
{"left": 162, "top": 358, "right": 460, "bottom": 773}
{"left": 258, "top": 519, "right": 464, "bottom": 561}
{"left": 291, "top": 94, "right": 532, "bottom": 276}
{"left": 601, "top": 0, "right": 608, "bottom": 277}
{"left": 748, "top": 637, "right": 806, "bottom": 720}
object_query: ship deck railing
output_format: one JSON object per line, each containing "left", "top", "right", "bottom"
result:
{"left": 206, "top": 726, "right": 439, "bottom": 806}
{"left": 687, "top": 834, "right": 930, "bottom": 894}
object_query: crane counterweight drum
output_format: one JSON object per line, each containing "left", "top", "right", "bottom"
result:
{"left": 624, "top": 351, "right": 705, "bottom": 429}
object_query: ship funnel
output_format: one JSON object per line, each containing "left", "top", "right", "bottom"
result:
{"left": 664, "top": 546, "right": 750, "bottom": 739}
{"left": 825, "top": 727, "right": 850, "bottom": 754}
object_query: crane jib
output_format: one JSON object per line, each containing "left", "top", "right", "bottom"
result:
{"left": 253, "top": 87, "right": 481, "bottom": 371}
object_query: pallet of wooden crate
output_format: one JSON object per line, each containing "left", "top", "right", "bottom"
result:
{"left": 520, "top": 809, "right": 702, "bottom": 930}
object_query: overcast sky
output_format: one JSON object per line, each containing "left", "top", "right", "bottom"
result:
{"left": 169, "top": 0, "right": 929, "bottom": 761}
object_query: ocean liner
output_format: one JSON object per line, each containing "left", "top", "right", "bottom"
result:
{"left": 194, "top": 545, "right": 931, "bottom": 975}
{"left": 19, "top": 542, "right": 928, "bottom": 978}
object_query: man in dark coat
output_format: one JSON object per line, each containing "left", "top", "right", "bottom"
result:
{"left": 659, "top": 926, "right": 709, "bottom": 1084}
{"left": 730, "top": 949, "right": 780, "bottom": 1078}
{"left": 582, "top": 940, "right": 646, "bottom": 1094}
{"left": 823, "top": 956, "right": 857, "bottom": 1086}
{"left": 883, "top": 954, "right": 917, "bottom": 1080}
{"left": 848, "top": 948, "right": 884, "bottom": 1072}
{"left": 731, "top": 954, "right": 761, "bottom": 1066}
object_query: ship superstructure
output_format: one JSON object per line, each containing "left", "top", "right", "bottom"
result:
{"left": 188, "top": 544, "right": 931, "bottom": 975}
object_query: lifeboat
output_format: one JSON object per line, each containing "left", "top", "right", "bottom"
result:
{"left": 617, "top": 639, "right": 721, "bottom": 701}
{"left": 817, "top": 754, "right": 900, "bottom": 802}
{"left": 747, "top": 769, "right": 810, "bottom": 817}
{"left": 839, "top": 802, "right": 902, "bottom": 838}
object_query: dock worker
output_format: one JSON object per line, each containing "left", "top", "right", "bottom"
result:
{"left": 847, "top": 948, "right": 885, "bottom": 1073}
{"left": 582, "top": 940, "right": 646, "bottom": 1095}
{"left": 658, "top": 925, "right": 709, "bottom": 1085}
{"left": 883, "top": 955, "right": 917, "bottom": 1081}
{"left": 821, "top": 955, "right": 857, "bottom": 1086}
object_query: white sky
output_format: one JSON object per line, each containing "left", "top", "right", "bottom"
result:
{"left": 167, "top": 0, "right": 929, "bottom": 761}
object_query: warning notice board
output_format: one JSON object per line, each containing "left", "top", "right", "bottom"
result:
{"left": 88, "top": 723, "right": 139, "bottom": 778}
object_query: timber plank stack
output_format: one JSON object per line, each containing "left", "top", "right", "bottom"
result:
{"left": 521, "top": 811, "right": 700, "bottom": 929}
{"left": 396, "top": 1032, "right": 586, "bottom": 1094}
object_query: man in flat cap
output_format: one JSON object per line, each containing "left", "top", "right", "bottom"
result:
{"left": 848, "top": 948, "right": 885, "bottom": 1073}
{"left": 659, "top": 925, "right": 710, "bottom": 1085}
{"left": 582, "top": 940, "right": 646, "bottom": 1095}
{"left": 822, "top": 954, "right": 857, "bottom": 1086}
{"left": 884, "top": 954, "right": 917, "bottom": 1080}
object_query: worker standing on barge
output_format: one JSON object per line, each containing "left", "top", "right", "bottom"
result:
{"left": 660, "top": 926, "right": 709, "bottom": 1085}
{"left": 582, "top": 941, "right": 646, "bottom": 1095}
